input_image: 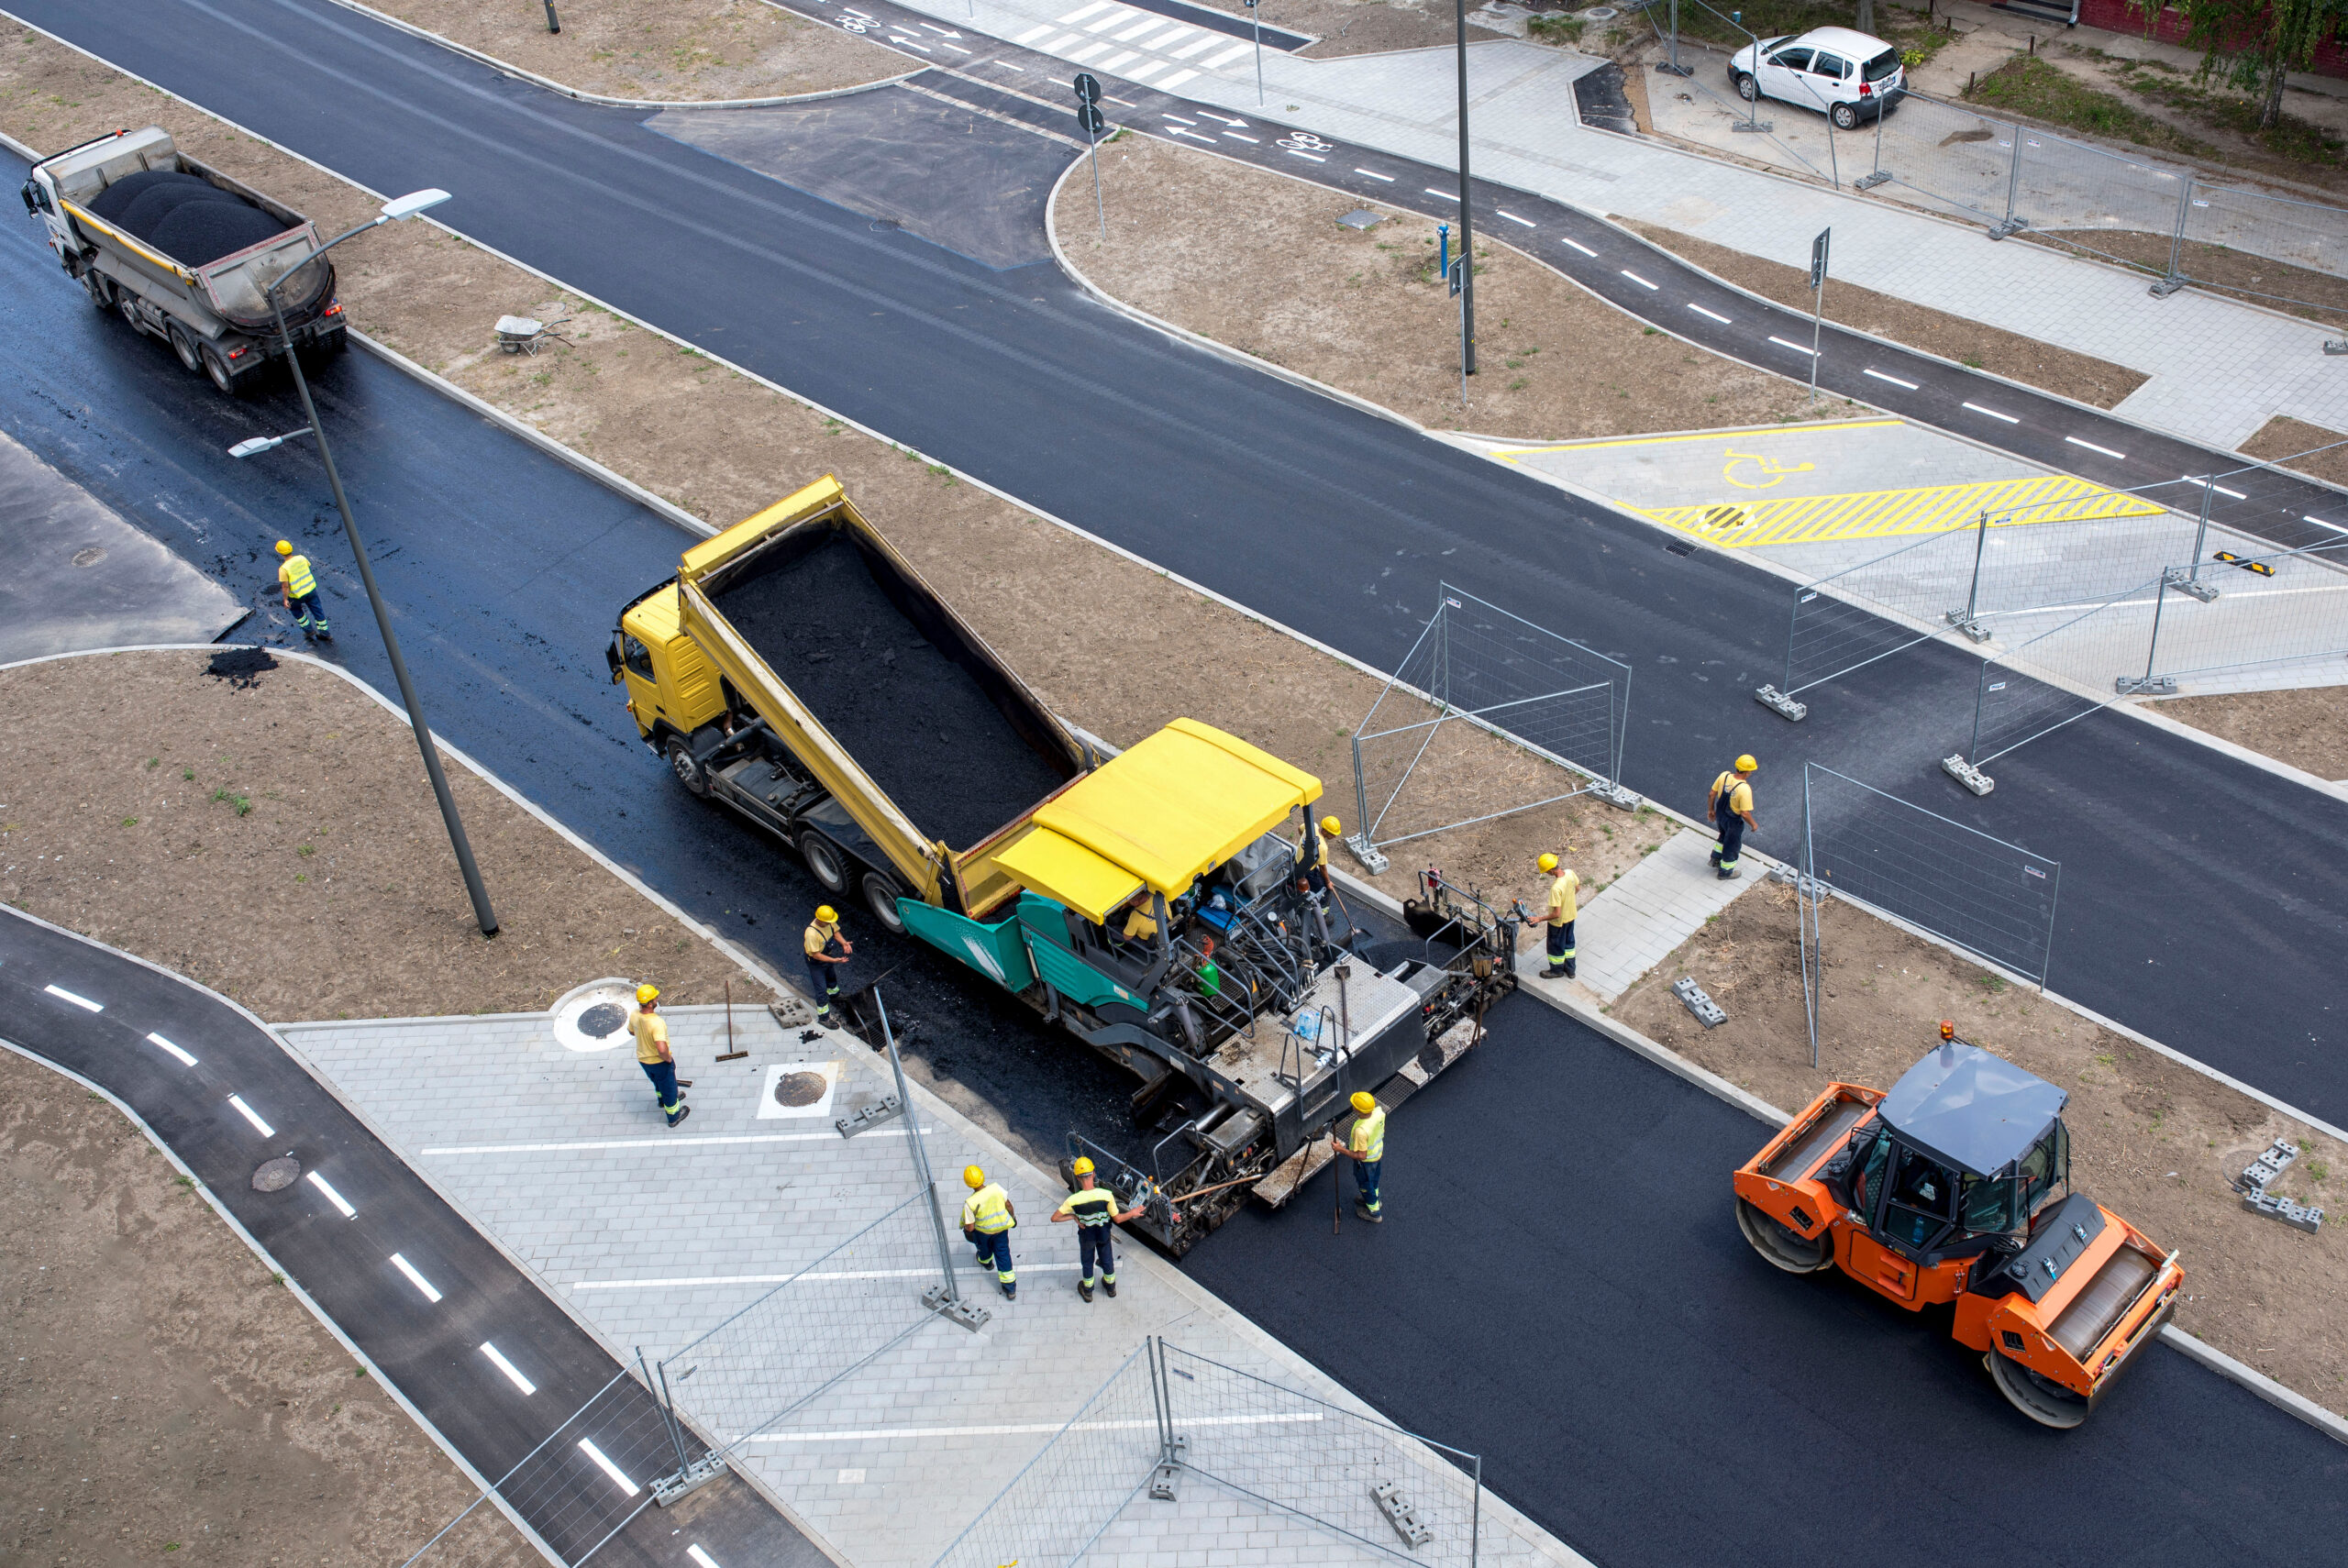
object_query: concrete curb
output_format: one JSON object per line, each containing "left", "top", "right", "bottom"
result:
{"left": 316, "top": 0, "right": 920, "bottom": 109}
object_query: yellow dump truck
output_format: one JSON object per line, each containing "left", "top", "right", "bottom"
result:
{"left": 609, "top": 479, "right": 1518, "bottom": 1252}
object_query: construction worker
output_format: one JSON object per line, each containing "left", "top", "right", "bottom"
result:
{"left": 1298, "top": 814, "right": 1342, "bottom": 900}
{"left": 1536, "top": 852, "right": 1578, "bottom": 980}
{"left": 631, "top": 984, "right": 690, "bottom": 1129}
{"left": 1708, "top": 755, "right": 1761, "bottom": 881}
{"left": 1050, "top": 1156, "right": 1149, "bottom": 1302}
{"left": 959, "top": 1165, "right": 1017, "bottom": 1299}
{"left": 803, "top": 904, "right": 851, "bottom": 1021}
{"left": 275, "top": 540, "right": 331, "bottom": 641}
{"left": 1327, "top": 1089, "right": 1386, "bottom": 1223}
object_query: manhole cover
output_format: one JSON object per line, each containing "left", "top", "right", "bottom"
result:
{"left": 772, "top": 1071, "right": 829, "bottom": 1108}
{"left": 577, "top": 1001, "right": 629, "bottom": 1039}
{"left": 252, "top": 1156, "right": 301, "bottom": 1192}
{"left": 1581, "top": 6, "right": 1617, "bottom": 17}
{"left": 71, "top": 546, "right": 106, "bottom": 568}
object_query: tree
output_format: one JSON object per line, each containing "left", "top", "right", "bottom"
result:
{"left": 2174, "top": 0, "right": 2348, "bottom": 130}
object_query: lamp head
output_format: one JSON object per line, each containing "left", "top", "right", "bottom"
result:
{"left": 378, "top": 188, "right": 451, "bottom": 223}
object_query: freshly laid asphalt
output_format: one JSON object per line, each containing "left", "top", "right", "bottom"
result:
{"left": 13, "top": 0, "right": 2347, "bottom": 1135}
{"left": 0, "top": 906, "right": 830, "bottom": 1568}
{"left": 4, "top": 8, "right": 2348, "bottom": 1561}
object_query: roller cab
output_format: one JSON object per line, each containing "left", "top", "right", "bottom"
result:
{"left": 1734, "top": 1029, "right": 2182, "bottom": 1430}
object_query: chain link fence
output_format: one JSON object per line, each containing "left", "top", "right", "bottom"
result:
{"left": 934, "top": 1339, "right": 1487, "bottom": 1568}
{"left": 1800, "top": 763, "right": 2062, "bottom": 1062}
{"left": 1348, "top": 583, "right": 1633, "bottom": 871}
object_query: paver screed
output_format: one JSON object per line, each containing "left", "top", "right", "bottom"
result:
{"left": 278, "top": 1004, "right": 1587, "bottom": 1567}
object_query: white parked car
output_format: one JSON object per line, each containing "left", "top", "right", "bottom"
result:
{"left": 1730, "top": 27, "right": 1905, "bottom": 129}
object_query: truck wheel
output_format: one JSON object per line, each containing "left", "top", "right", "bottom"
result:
{"left": 1986, "top": 1347, "right": 2090, "bottom": 1430}
{"left": 83, "top": 271, "right": 114, "bottom": 311}
{"left": 798, "top": 832, "right": 848, "bottom": 893}
{"left": 1735, "top": 1198, "right": 1833, "bottom": 1273}
{"left": 168, "top": 323, "right": 203, "bottom": 375}
{"left": 201, "top": 343, "right": 241, "bottom": 396}
{"left": 861, "top": 872, "right": 907, "bottom": 935}
{"left": 666, "top": 739, "right": 710, "bottom": 798}
{"left": 116, "top": 293, "right": 146, "bottom": 335}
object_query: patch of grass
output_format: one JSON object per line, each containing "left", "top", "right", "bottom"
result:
{"left": 120, "top": 816, "right": 138, "bottom": 827}
{"left": 2112, "top": 61, "right": 2347, "bottom": 166}
{"left": 1528, "top": 13, "right": 1585, "bottom": 44}
{"left": 2308, "top": 1159, "right": 2330, "bottom": 1182}
{"left": 210, "top": 787, "right": 252, "bottom": 817}
{"left": 1978, "top": 972, "right": 2008, "bottom": 995}
{"left": 144, "top": 756, "right": 159, "bottom": 769}
{"left": 1966, "top": 56, "right": 2215, "bottom": 159}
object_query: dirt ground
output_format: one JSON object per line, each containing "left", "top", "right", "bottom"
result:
{"left": 2239, "top": 414, "right": 2348, "bottom": 488}
{"left": 1060, "top": 134, "right": 1833, "bottom": 438}
{"left": 361, "top": 0, "right": 903, "bottom": 100}
{"left": 2151, "top": 686, "right": 2348, "bottom": 781}
{"left": 1614, "top": 878, "right": 2347, "bottom": 1416}
{"left": 0, "top": 1050, "right": 527, "bottom": 1567}
{"left": 1175, "top": 0, "right": 1501, "bottom": 58}
{"left": 1616, "top": 218, "right": 2153, "bottom": 409}
{"left": 0, "top": 30, "right": 1665, "bottom": 918}
{"left": 0, "top": 651, "right": 751, "bottom": 1022}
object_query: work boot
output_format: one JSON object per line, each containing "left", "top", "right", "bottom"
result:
{"left": 1102, "top": 1278, "right": 1116, "bottom": 1298}
{"left": 1079, "top": 1279, "right": 1094, "bottom": 1303}
{"left": 667, "top": 1105, "right": 692, "bottom": 1128}
{"left": 1718, "top": 867, "right": 1741, "bottom": 880}
{"left": 300, "top": 624, "right": 316, "bottom": 641}
{"left": 1565, "top": 959, "right": 1577, "bottom": 979}
{"left": 1355, "top": 1203, "right": 1383, "bottom": 1224}
{"left": 1710, "top": 848, "right": 1721, "bottom": 867}
{"left": 1542, "top": 966, "right": 1567, "bottom": 980}
{"left": 678, "top": 1079, "right": 692, "bottom": 1088}
{"left": 1001, "top": 1281, "right": 1015, "bottom": 1300}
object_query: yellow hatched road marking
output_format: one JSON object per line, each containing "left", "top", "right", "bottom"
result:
{"left": 1641, "top": 475, "right": 2164, "bottom": 549}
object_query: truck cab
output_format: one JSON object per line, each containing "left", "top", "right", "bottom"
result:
{"left": 1735, "top": 1032, "right": 2180, "bottom": 1428}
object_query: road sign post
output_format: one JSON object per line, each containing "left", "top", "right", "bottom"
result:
{"left": 1807, "top": 226, "right": 1829, "bottom": 403}
{"left": 1074, "top": 76, "right": 1107, "bottom": 240}
{"left": 1449, "top": 255, "right": 1468, "bottom": 405}
{"left": 1246, "top": 0, "right": 1265, "bottom": 105}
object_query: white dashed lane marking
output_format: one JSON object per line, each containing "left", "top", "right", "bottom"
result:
{"left": 2066, "top": 436, "right": 2126, "bottom": 460}
{"left": 1621, "top": 270, "right": 1659, "bottom": 290}
{"left": 1561, "top": 237, "right": 1597, "bottom": 257}
{"left": 43, "top": 984, "right": 101, "bottom": 1011}
{"left": 1965, "top": 402, "right": 2021, "bottom": 424}
{"left": 1355, "top": 167, "right": 1394, "bottom": 182}
{"left": 2185, "top": 474, "right": 2246, "bottom": 498}
{"left": 1768, "top": 335, "right": 1818, "bottom": 356}
{"left": 577, "top": 1438, "right": 640, "bottom": 1495}
{"left": 1688, "top": 303, "right": 1732, "bottom": 325}
{"left": 482, "top": 1342, "right": 538, "bottom": 1395}
{"left": 227, "top": 1094, "right": 274, "bottom": 1136}
{"left": 146, "top": 1032, "right": 197, "bottom": 1066}
{"left": 390, "top": 1253, "right": 444, "bottom": 1303}
{"left": 1497, "top": 208, "right": 1536, "bottom": 227}
{"left": 1864, "top": 368, "right": 1918, "bottom": 390}
{"left": 307, "top": 1170, "right": 358, "bottom": 1218}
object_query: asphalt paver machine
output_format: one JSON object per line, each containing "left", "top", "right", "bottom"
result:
{"left": 1734, "top": 1027, "right": 2183, "bottom": 1428}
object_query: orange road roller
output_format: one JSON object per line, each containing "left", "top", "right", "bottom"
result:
{"left": 1733, "top": 1025, "right": 2182, "bottom": 1428}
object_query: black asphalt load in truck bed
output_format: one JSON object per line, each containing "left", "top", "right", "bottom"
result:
{"left": 714, "top": 533, "right": 1072, "bottom": 850}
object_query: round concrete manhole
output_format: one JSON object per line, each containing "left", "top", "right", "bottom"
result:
{"left": 772, "top": 1071, "right": 829, "bottom": 1109}
{"left": 576, "top": 1001, "right": 629, "bottom": 1041}
{"left": 252, "top": 1155, "right": 301, "bottom": 1192}
{"left": 71, "top": 546, "right": 106, "bottom": 568}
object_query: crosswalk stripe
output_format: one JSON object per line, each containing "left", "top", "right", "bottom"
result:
{"left": 1015, "top": 23, "right": 1055, "bottom": 43}
{"left": 1203, "top": 41, "right": 1253, "bottom": 68}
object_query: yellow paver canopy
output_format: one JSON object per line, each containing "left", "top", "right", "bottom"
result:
{"left": 997, "top": 719, "right": 1322, "bottom": 922}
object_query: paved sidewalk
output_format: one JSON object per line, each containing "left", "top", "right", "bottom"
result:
{"left": 1530, "top": 827, "right": 1750, "bottom": 1004}
{"left": 279, "top": 1003, "right": 1586, "bottom": 1568}
{"left": 871, "top": 0, "right": 2348, "bottom": 446}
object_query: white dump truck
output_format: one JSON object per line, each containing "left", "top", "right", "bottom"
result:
{"left": 19, "top": 126, "right": 344, "bottom": 394}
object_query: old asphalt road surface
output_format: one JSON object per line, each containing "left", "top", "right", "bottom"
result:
{"left": 0, "top": 906, "right": 831, "bottom": 1568}
{"left": 3, "top": 123, "right": 2346, "bottom": 1568}
{"left": 10, "top": 2, "right": 2348, "bottom": 1128}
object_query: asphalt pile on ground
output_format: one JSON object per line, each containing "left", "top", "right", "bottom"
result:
{"left": 715, "top": 534, "right": 1069, "bottom": 849}
{"left": 88, "top": 168, "right": 286, "bottom": 264}
{"left": 204, "top": 646, "right": 278, "bottom": 689}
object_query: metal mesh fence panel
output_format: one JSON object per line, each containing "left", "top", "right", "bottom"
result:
{"left": 1163, "top": 1343, "right": 1483, "bottom": 1568}
{"left": 400, "top": 1368, "right": 677, "bottom": 1568}
{"left": 930, "top": 1346, "right": 1163, "bottom": 1568}
{"left": 1351, "top": 584, "right": 1630, "bottom": 856}
{"left": 1776, "top": 525, "right": 1977, "bottom": 701}
{"left": 1864, "top": 92, "right": 2025, "bottom": 226}
{"left": 2187, "top": 180, "right": 2348, "bottom": 280}
{"left": 1965, "top": 573, "right": 2164, "bottom": 767}
{"left": 657, "top": 1189, "right": 946, "bottom": 1455}
{"left": 395, "top": 1496, "right": 537, "bottom": 1568}
{"left": 1804, "top": 763, "right": 2061, "bottom": 987}
{"left": 2009, "top": 126, "right": 2190, "bottom": 271}
{"left": 2150, "top": 535, "right": 2348, "bottom": 685}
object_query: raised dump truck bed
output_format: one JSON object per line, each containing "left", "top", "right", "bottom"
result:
{"left": 613, "top": 480, "right": 1521, "bottom": 1254}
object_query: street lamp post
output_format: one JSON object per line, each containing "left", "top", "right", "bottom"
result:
{"left": 1454, "top": 0, "right": 1476, "bottom": 378}
{"left": 245, "top": 187, "right": 499, "bottom": 938}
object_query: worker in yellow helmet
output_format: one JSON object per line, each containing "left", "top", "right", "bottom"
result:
{"left": 1535, "top": 851, "right": 1579, "bottom": 981}
{"left": 959, "top": 1165, "right": 1018, "bottom": 1299}
{"left": 631, "top": 983, "right": 690, "bottom": 1128}
{"left": 1050, "top": 1155, "right": 1150, "bottom": 1302}
{"left": 1708, "top": 755, "right": 1761, "bottom": 881}
{"left": 274, "top": 539, "right": 331, "bottom": 641}
{"left": 1327, "top": 1089, "right": 1387, "bottom": 1223}
{"left": 1297, "top": 813, "right": 1342, "bottom": 901}
{"left": 803, "top": 904, "right": 851, "bottom": 1021}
